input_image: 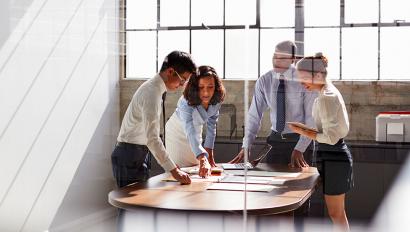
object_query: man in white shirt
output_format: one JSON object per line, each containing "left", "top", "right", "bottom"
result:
{"left": 112, "top": 51, "right": 196, "bottom": 187}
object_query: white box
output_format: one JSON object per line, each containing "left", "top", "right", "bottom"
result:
{"left": 376, "top": 112, "right": 410, "bottom": 142}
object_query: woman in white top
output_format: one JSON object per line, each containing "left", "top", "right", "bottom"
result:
{"left": 289, "top": 53, "right": 353, "bottom": 231}
{"left": 166, "top": 66, "right": 225, "bottom": 178}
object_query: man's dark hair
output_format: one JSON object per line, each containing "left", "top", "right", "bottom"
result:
{"left": 160, "top": 51, "right": 197, "bottom": 74}
{"left": 183, "top": 65, "right": 226, "bottom": 106}
{"left": 275, "top": 40, "right": 297, "bottom": 58}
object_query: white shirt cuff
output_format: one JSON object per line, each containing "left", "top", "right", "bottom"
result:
{"left": 242, "top": 136, "right": 253, "bottom": 149}
{"left": 161, "top": 158, "right": 177, "bottom": 172}
{"left": 294, "top": 142, "right": 307, "bottom": 153}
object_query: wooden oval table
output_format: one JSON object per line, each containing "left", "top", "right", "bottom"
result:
{"left": 108, "top": 164, "right": 320, "bottom": 231}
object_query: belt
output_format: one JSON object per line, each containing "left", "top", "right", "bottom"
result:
{"left": 317, "top": 139, "right": 347, "bottom": 151}
{"left": 270, "top": 131, "right": 299, "bottom": 139}
{"left": 116, "top": 142, "right": 147, "bottom": 149}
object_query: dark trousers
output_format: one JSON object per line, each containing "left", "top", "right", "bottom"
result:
{"left": 265, "top": 130, "right": 313, "bottom": 228}
{"left": 265, "top": 131, "right": 313, "bottom": 165}
{"left": 111, "top": 142, "right": 151, "bottom": 188}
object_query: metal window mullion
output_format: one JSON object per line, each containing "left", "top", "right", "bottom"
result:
{"left": 189, "top": 0, "right": 192, "bottom": 54}
{"left": 378, "top": 0, "right": 381, "bottom": 80}
{"left": 303, "top": 25, "right": 342, "bottom": 29}
{"left": 129, "top": 25, "right": 287, "bottom": 31}
{"left": 258, "top": 26, "right": 297, "bottom": 29}
{"left": 223, "top": 0, "right": 226, "bottom": 79}
{"left": 341, "top": 22, "right": 410, "bottom": 27}
{"left": 122, "top": 0, "right": 126, "bottom": 79}
{"left": 156, "top": 0, "right": 160, "bottom": 73}
{"left": 125, "top": 28, "right": 159, "bottom": 31}
{"left": 295, "top": 0, "right": 304, "bottom": 57}
{"left": 223, "top": 29, "right": 225, "bottom": 79}
{"left": 257, "top": 0, "right": 261, "bottom": 78}
{"left": 340, "top": 0, "right": 344, "bottom": 80}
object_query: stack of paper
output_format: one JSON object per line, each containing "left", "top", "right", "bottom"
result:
{"left": 180, "top": 167, "right": 224, "bottom": 175}
{"left": 180, "top": 167, "right": 199, "bottom": 174}
{"left": 220, "top": 176, "right": 286, "bottom": 185}
{"left": 224, "top": 170, "right": 301, "bottom": 178}
{"left": 162, "top": 174, "right": 224, "bottom": 182}
{"left": 207, "top": 183, "right": 276, "bottom": 192}
{"left": 190, "top": 175, "right": 224, "bottom": 182}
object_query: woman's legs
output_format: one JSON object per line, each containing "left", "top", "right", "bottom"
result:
{"left": 324, "top": 194, "right": 349, "bottom": 231}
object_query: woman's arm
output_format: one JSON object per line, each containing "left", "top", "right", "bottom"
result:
{"left": 177, "top": 100, "right": 211, "bottom": 177}
{"left": 288, "top": 124, "right": 317, "bottom": 141}
{"left": 204, "top": 106, "right": 220, "bottom": 167}
{"left": 178, "top": 101, "right": 208, "bottom": 158}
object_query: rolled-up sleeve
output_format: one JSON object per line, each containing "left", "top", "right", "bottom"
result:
{"left": 243, "top": 79, "right": 268, "bottom": 149}
{"left": 294, "top": 90, "right": 317, "bottom": 152}
{"left": 178, "top": 101, "right": 208, "bottom": 158}
{"left": 204, "top": 105, "right": 220, "bottom": 149}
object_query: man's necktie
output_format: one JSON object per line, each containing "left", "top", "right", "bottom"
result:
{"left": 276, "top": 74, "right": 286, "bottom": 133}
{"left": 162, "top": 92, "right": 167, "bottom": 147}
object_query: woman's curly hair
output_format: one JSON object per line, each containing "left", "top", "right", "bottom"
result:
{"left": 183, "top": 65, "right": 226, "bottom": 106}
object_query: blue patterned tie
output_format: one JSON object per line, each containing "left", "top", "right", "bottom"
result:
{"left": 162, "top": 92, "right": 166, "bottom": 146}
{"left": 276, "top": 74, "right": 286, "bottom": 133}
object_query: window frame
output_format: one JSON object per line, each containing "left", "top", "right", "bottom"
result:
{"left": 121, "top": 0, "right": 410, "bottom": 81}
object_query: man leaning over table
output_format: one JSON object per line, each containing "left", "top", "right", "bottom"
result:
{"left": 111, "top": 51, "right": 197, "bottom": 187}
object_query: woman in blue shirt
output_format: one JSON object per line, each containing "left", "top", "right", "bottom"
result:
{"left": 166, "top": 66, "right": 226, "bottom": 178}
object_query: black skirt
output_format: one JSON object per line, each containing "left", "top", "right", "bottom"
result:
{"left": 316, "top": 139, "right": 354, "bottom": 195}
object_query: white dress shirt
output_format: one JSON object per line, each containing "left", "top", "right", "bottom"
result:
{"left": 313, "top": 82, "right": 350, "bottom": 145}
{"left": 117, "top": 74, "right": 176, "bottom": 171}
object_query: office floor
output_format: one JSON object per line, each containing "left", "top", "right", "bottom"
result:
{"left": 50, "top": 215, "right": 116, "bottom": 232}
{"left": 78, "top": 217, "right": 116, "bottom": 232}
{"left": 67, "top": 209, "right": 369, "bottom": 232}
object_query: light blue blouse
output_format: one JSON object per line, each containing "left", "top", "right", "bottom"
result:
{"left": 175, "top": 96, "right": 221, "bottom": 158}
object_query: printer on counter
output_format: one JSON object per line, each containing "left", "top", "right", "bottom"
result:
{"left": 376, "top": 111, "right": 410, "bottom": 143}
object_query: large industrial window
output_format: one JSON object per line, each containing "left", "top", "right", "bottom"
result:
{"left": 124, "top": 0, "right": 410, "bottom": 80}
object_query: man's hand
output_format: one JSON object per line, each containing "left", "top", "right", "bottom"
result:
{"left": 289, "top": 150, "right": 309, "bottom": 168}
{"left": 229, "top": 148, "right": 246, "bottom": 163}
{"left": 198, "top": 154, "right": 211, "bottom": 178}
{"left": 205, "top": 148, "right": 217, "bottom": 167}
{"left": 170, "top": 168, "right": 191, "bottom": 184}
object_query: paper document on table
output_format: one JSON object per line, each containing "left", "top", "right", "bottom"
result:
{"left": 221, "top": 176, "right": 286, "bottom": 185}
{"left": 162, "top": 174, "right": 224, "bottom": 182}
{"left": 207, "top": 183, "right": 276, "bottom": 192}
{"left": 180, "top": 167, "right": 223, "bottom": 175}
{"left": 180, "top": 167, "right": 199, "bottom": 174}
{"left": 224, "top": 170, "right": 301, "bottom": 178}
{"left": 190, "top": 175, "right": 224, "bottom": 182}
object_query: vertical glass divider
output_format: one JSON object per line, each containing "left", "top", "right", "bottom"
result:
{"left": 243, "top": 22, "right": 251, "bottom": 232}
